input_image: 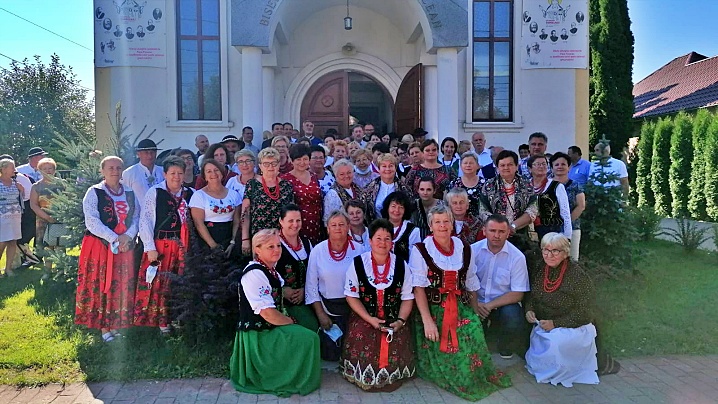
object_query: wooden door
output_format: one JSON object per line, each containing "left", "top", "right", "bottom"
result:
{"left": 394, "top": 63, "right": 423, "bottom": 136}
{"left": 300, "top": 71, "right": 349, "bottom": 139}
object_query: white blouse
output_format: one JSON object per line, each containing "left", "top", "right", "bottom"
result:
{"left": 82, "top": 182, "right": 140, "bottom": 243}
{"left": 139, "top": 182, "right": 189, "bottom": 252}
{"left": 323, "top": 187, "right": 353, "bottom": 225}
{"left": 345, "top": 252, "right": 414, "bottom": 301}
{"left": 536, "top": 179, "right": 573, "bottom": 239}
{"left": 225, "top": 175, "right": 250, "bottom": 201}
{"left": 188, "top": 188, "right": 241, "bottom": 222}
{"left": 305, "top": 239, "right": 363, "bottom": 304}
{"left": 393, "top": 221, "right": 422, "bottom": 260}
{"left": 348, "top": 227, "right": 370, "bottom": 254}
{"left": 408, "top": 236, "right": 480, "bottom": 292}
{"left": 241, "top": 261, "right": 285, "bottom": 314}
{"left": 375, "top": 181, "right": 396, "bottom": 219}
{"left": 280, "top": 237, "right": 309, "bottom": 261}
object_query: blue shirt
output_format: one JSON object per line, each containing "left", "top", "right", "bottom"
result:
{"left": 568, "top": 159, "right": 590, "bottom": 186}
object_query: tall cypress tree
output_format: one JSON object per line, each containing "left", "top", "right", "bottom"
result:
{"left": 650, "top": 118, "right": 673, "bottom": 216}
{"left": 688, "top": 109, "right": 712, "bottom": 220}
{"left": 704, "top": 118, "right": 718, "bottom": 221}
{"left": 668, "top": 112, "right": 693, "bottom": 217}
{"left": 589, "top": 0, "right": 635, "bottom": 152}
{"left": 635, "top": 120, "right": 655, "bottom": 209}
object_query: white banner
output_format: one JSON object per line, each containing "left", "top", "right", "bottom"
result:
{"left": 94, "top": 0, "right": 166, "bottom": 68}
{"left": 521, "top": 0, "right": 589, "bottom": 69}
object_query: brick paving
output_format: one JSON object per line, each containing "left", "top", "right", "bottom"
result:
{"left": 3, "top": 355, "right": 718, "bottom": 403}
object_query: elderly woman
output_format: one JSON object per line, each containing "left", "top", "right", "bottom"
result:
{"left": 550, "top": 152, "right": 585, "bottom": 261}
{"left": 345, "top": 199, "right": 370, "bottom": 251}
{"left": 409, "top": 205, "right": 511, "bottom": 400}
{"left": 323, "top": 159, "right": 361, "bottom": 225}
{"left": 271, "top": 135, "right": 293, "bottom": 174}
{"left": 190, "top": 159, "right": 242, "bottom": 253}
{"left": 361, "top": 153, "right": 411, "bottom": 223}
{"left": 275, "top": 204, "right": 318, "bottom": 331}
{"left": 230, "top": 229, "right": 321, "bottom": 397}
{"left": 410, "top": 177, "right": 443, "bottom": 239}
{"left": 479, "top": 150, "right": 537, "bottom": 251}
{"left": 342, "top": 218, "right": 415, "bottom": 391}
{"left": 445, "top": 188, "right": 484, "bottom": 244}
{"left": 449, "top": 151, "right": 486, "bottom": 217}
{"left": 382, "top": 191, "right": 420, "bottom": 264}
{"left": 408, "top": 142, "right": 424, "bottom": 168}
{"left": 75, "top": 156, "right": 140, "bottom": 342}
{"left": 241, "top": 148, "right": 294, "bottom": 254}
{"left": 0, "top": 158, "right": 24, "bottom": 277}
{"left": 329, "top": 140, "right": 349, "bottom": 167}
{"left": 306, "top": 210, "right": 363, "bottom": 361}
{"left": 281, "top": 144, "right": 323, "bottom": 244}
{"left": 406, "top": 139, "right": 456, "bottom": 199}
{"left": 29, "top": 158, "right": 66, "bottom": 273}
{"left": 309, "top": 145, "right": 335, "bottom": 195}
{"left": 351, "top": 148, "right": 378, "bottom": 189}
{"left": 528, "top": 155, "right": 572, "bottom": 241}
{"left": 225, "top": 149, "right": 256, "bottom": 200}
{"left": 196, "top": 143, "right": 238, "bottom": 188}
{"left": 135, "top": 156, "right": 195, "bottom": 333}
{"left": 525, "top": 233, "right": 614, "bottom": 387}
{"left": 173, "top": 149, "right": 198, "bottom": 188}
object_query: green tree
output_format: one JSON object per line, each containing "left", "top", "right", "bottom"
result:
{"left": 635, "top": 120, "right": 655, "bottom": 209}
{"left": 0, "top": 54, "right": 94, "bottom": 165}
{"left": 589, "top": 0, "right": 635, "bottom": 152}
{"left": 650, "top": 118, "right": 673, "bottom": 216}
{"left": 668, "top": 112, "right": 693, "bottom": 217}
{"left": 704, "top": 118, "right": 718, "bottom": 221}
{"left": 688, "top": 109, "right": 713, "bottom": 220}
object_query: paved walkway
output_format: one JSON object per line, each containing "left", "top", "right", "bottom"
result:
{"left": 2, "top": 354, "right": 717, "bottom": 403}
{"left": 658, "top": 218, "right": 716, "bottom": 251}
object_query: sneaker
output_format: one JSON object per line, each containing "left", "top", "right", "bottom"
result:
{"left": 499, "top": 352, "right": 514, "bottom": 359}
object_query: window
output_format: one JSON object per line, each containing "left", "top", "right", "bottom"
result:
{"left": 472, "top": 0, "right": 513, "bottom": 121}
{"left": 177, "top": 0, "right": 221, "bottom": 120}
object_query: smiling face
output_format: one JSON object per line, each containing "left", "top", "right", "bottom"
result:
{"left": 529, "top": 156, "right": 549, "bottom": 178}
{"left": 369, "top": 228, "right": 393, "bottom": 257}
{"left": 309, "top": 151, "right": 325, "bottom": 172}
{"left": 260, "top": 157, "right": 280, "bottom": 177}
{"left": 327, "top": 215, "right": 349, "bottom": 239}
{"left": 236, "top": 155, "right": 255, "bottom": 176}
{"left": 203, "top": 162, "right": 223, "bottom": 184}
{"left": 542, "top": 243, "right": 568, "bottom": 268}
{"left": 293, "top": 154, "right": 310, "bottom": 172}
{"left": 354, "top": 154, "right": 370, "bottom": 171}
{"left": 387, "top": 201, "right": 405, "bottom": 224}
{"left": 255, "top": 235, "right": 283, "bottom": 266}
{"left": 1, "top": 161, "right": 16, "bottom": 178}
{"left": 347, "top": 205, "right": 365, "bottom": 227}
{"left": 429, "top": 212, "right": 453, "bottom": 239}
{"left": 279, "top": 210, "right": 302, "bottom": 237}
{"left": 497, "top": 157, "right": 518, "bottom": 181}
{"left": 551, "top": 156, "right": 570, "bottom": 177}
{"left": 101, "top": 158, "right": 123, "bottom": 183}
{"left": 417, "top": 180, "right": 435, "bottom": 202}
{"left": 335, "top": 165, "right": 354, "bottom": 188}
{"left": 364, "top": 124, "right": 375, "bottom": 136}
{"left": 442, "top": 141, "right": 456, "bottom": 159}
{"left": 164, "top": 165, "right": 185, "bottom": 191}
{"left": 378, "top": 160, "right": 396, "bottom": 182}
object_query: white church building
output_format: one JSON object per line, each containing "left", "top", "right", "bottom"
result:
{"left": 94, "top": 0, "right": 590, "bottom": 152}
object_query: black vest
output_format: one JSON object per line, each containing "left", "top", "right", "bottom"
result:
{"left": 153, "top": 187, "right": 194, "bottom": 239}
{"left": 86, "top": 187, "right": 136, "bottom": 238}
{"left": 393, "top": 222, "right": 417, "bottom": 263}
{"left": 237, "top": 263, "right": 283, "bottom": 331}
{"left": 353, "top": 255, "right": 405, "bottom": 320}
{"left": 276, "top": 237, "right": 311, "bottom": 306}
{"left": 537, "top": 181, "right": 564, "bottom": 227}
{"left": 414, "top": 240, "right": 472, "bottom": 305}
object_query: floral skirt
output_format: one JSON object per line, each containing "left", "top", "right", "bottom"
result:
{"left": 413, "top": 301, "right": 511, "bottom": 401}
{"left": 75, "top": 234, "right": 136, "bottom": 330}
{"left": 134, "top": 239, "right": 183, "bottom": 327}
{"left": 230, "top": 326, "right": 321, "bottom": 397}
{"left": 342, "top": 313, "right": 415, "bottom": 390}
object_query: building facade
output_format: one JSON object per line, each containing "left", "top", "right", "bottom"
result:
{"left": 95, "top": 0, "right": 589, "bottom": 153}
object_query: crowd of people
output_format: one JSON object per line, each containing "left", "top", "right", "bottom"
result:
{"left": 0, "top": 123, "right": 628, "bottom": 399}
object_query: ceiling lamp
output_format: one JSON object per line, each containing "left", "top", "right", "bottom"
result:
{"left": 344, "top": 0, "right": 352, "bottom": 30}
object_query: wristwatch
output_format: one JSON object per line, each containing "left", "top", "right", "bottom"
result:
{"left": 510, "top": 223, "right": 517, "bottom": 231}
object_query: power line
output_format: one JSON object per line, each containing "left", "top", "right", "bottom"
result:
{"left": 0, "top": 51, "right": 95, "bottom": 93}
{"left": 0, "top": 7, "right": 93, "bottom": 52}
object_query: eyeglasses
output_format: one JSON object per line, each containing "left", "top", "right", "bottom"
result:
{"left": 541, "top": 248, "right": 563, "bottom": 257}
{"left": 310, "top": 156, "right": 325, "bottom": 161}
{"left": 237, "top": 159, "right": 254, "bottom": 165}
{"left": 261, "top": 161, "right": 279, "bottom": 168}
{"left": 532, "top": 162, "right": 548, "bottom": 168}
{"left": 180, "top": 156, "right": 194, "bottom": 161}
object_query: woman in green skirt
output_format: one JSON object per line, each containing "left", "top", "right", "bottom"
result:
{"left": 230, "top": 229, "right": 321, "bottom": 397}
{"left": 408, "top": 205, "right": 511, "bottom": 401}
{"left": 275, "top": 204, "right": 318, "bottom": 330}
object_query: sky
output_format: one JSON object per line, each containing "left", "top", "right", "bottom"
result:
{"left": 0, "top": 0, "right": 717, "bottom": 95}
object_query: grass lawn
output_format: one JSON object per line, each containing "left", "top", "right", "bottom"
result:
{"left": 0, "top": 239, "right": 716, "bottom": 386}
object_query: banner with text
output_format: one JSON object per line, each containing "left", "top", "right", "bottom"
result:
{"left": 520, "top": 0, "right": 589, "bottom": 69}
{"left": 94, "top": 0, "right": 166, "bottom": 67}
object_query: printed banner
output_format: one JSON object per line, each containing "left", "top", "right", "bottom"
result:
{"left": 94, "top": 0, "right": 166, "bottom": 67}
{"left": 520, "top": 0, "right": 589, "bottom": 69}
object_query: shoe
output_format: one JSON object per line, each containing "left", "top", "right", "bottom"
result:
{"left": 499, "top": 352, "right": 514, "bottom": 359}
{"left": 102, "top": 332, "right": 115, "bottom": 342}
{"left": 110, "top": 329, "right": 122, "bottom": 337}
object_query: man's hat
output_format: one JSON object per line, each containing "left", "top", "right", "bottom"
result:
{"left": 221, "top": 134, "right": 241, "bottom": 144}
{"left": 401, "top": 134, "right": 414, "bottom": 144}
{"left": 0, "top": 154, "right": 14, "bottom": 161}
{"left": 27, "top": 147, "right": 48, "bottom": 158}
{"left": 412, "top": 128, "right": 428, "bottom": 137}
{"left": 136, "top": 139, "right": 159, "bottom": 151}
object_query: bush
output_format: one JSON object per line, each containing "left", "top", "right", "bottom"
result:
{"left": 688, "top": 110, "right": 713, "bottom": 221}
{"left": 650, "top": 118, "right": 673, "bottom": 216}
{"left": 662, "top": 218, "right": 711, "bottom": 253}
{"left": 635, "top": 120, "right": 655, "bottom": 209}
{"left": 630, "top": 205, "right": 663, "bottom": 241}
{"left": 704, "top": 119, "right": 718, "bottom": 221}
{"left": 668, "top": 112, "right": 693, "bottom": 217}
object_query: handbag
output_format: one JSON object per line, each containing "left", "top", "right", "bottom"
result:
{"left": 43, "top": 223, "right": 71, "bottom": 247}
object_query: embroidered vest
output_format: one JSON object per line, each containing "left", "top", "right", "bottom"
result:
{"left": 414, "top": 240, "right": 472, "bottom": 305}
{"left": 276, "top": 236, "right": 311, "bottom": 296}
{"left": 353, "top": 255, "right": 405, "bottom": 320}
{"left": 153, "top": 187, "right": 194, "bottom": 239}
{"left": 537, "top": 181, "right": 564, "bottom": 227}
{"left": 87, "top": 188, "right": 136, "bottom": 238}
{"left": 237, "top": 263, "right": 282, "bottom": 331}
{"left": 393, "top": 222, "right": 417, "bottom": 263}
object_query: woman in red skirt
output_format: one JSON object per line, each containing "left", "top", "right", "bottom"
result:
{"left": 75, "top": 156, "right": 140, "bottom": 342}
{"left": 134, "top": 156, "right": 194, "bottom": 335}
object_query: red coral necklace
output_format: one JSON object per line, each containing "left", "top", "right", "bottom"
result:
{"left": 543, "top": 259, "right": 568, "bottom": 293}
{"left": 280, "top": 231, "right": 303, "bottom": 252}
{"left": 371, "top": 253, "right": 391, "bottom": 284}
{"left": 328, "top": 237, "right": 351, "bottom": 261}
{"left": 106, "top": 182, "right": 124, "bottom": 197}
{"left": 432, "top": 236, "right": 454, "bottom": 257}
{"left": 262, "top": 176, "right": 281, "bottom": 201}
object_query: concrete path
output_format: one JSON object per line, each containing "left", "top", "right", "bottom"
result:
{"left": 658, "top": 218, "right": 716, "bottom": 251}
{"left": 2, "top": 354, "right": 717, "bottom": 403}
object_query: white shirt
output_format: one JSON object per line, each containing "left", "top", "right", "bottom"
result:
{"left": 345, "top": 252, "right": 414, "bottom": 300}
{"left": 375, "top": 181, "right": 396, "bottom": 219}
{"left": 305, "top": 239, "right": 363, "bottom": 304}
{"left": 471, "top": 239, "right": 529, "bottom": 303}
{"left": 393, "top": 221, "right": 422, "bottom": 261}
{"left": 82, "top": 182, "right": 140, "bottom": 243}
{"left": 16, "top": 164, "right": 41, "bottom": 183}
{"left": 323, "top": 187, "right": 353, "bottom": 225}
{"left": 139, "top": 182, "right": 189, "bottom": 252}
{"left": 589, "top": 157, "right": 628, "bottom": 188}
{"left": 348, "top": 227, "right": 370, "bottom": 253}
{"left": 225, "top": 176, "right": 250, "bottom": 201}
{"left": 536, "top": 179, "right": 573, "bottom": 238}
{"left": 15, "top": 173, "right": 32, "bottom": 201}
{"left": 121, "top": 163, "right": 163, "bottom": 205}
{"left": 188, "top": 188, "right": 241, "bottom": 223}
{"left": 475, "top": 148, "right": 494, "bottom": 167}
{"left": 241, "top": 261, "right": 285, "bottom": 314}
{"left": 409, "top": 236, "right": 481, "bottom": 291}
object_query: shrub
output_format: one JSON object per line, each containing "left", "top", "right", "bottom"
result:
{"left": 630, "top": 205, "right": 662, "bottom": 241}
{"left": 635, "top": 120, "right": 655, "bottom": 209}
{"left": 650, "top": 118, "right": 673, "bottom": 216}
{"left": 688, "top": 110, "right": 713, "bottom": 221}
{"left": 704, "top": 119, "right": 718, "bottom": 221}
{"left": 662, "top": 218, "right": 711, "bottom": 254}
{"left": 668, "top": 112, "right": 693, "bottom": 217}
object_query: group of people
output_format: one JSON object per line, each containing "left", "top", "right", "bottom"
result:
{"left": 0, "top": 123, "right": 626, "bottom": 400}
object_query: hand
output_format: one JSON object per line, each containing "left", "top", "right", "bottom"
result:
{"left": 224, "top": 242, "right": 235, "bottom": 258}
{"left": 423, "top": 319, "right": 439, "bottom": 342}
{"left": 525, "top": 310, "right": 537, "bottom": 324}
{"left": 117, "top": 234, "right": 132, "bottom": 253}
{"left": 241, "top": 240, "right": 251, "bottom": 256}
{"left": 147, "top": 250, "right": 159, "bottom": 263}
{"left": 474, "top": 302, "right": 492, "bottom": 319}
{"left": 388, "top": 320, "right": 404, "bottom": 332}
{"left": 295, "top": 288, "right": 305, "bottom": 304}
{"left": 317, "top": 312, "right": 333, "bottom": 330}
{"left": 539, "top": 319, "right": 555, "bottom": 331}
{"left": 367, "top": 317, "right": 385, "bottom": 330}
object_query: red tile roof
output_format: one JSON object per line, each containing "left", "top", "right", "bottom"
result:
{"left": 633, "top": 52, "right": 718, "bottom": 118}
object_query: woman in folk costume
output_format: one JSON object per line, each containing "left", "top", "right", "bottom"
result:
{"left": 75, "top": 156, "right": 140, "bottom": 342}
{"left": 134, "top": 156, "right": 194, "bottom": 335}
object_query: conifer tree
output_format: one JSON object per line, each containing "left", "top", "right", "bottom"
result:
{"left": 668, "top": 113, "right": 693, "bottom": 217}
{"left": 688, "top": 110, "right": 712, "bottom": 220}
{"left": 650, "top": 118, "right": 673, "bottom": 216}
{"left": 704, "top": 118, "right": 718, "bottom": 221}
{"left": 635, "top": 120, "right": 655, "bottom": 209}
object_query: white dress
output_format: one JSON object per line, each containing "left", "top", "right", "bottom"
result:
{"left": 525, "top": 323, "right": 599, "bottom": 387}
